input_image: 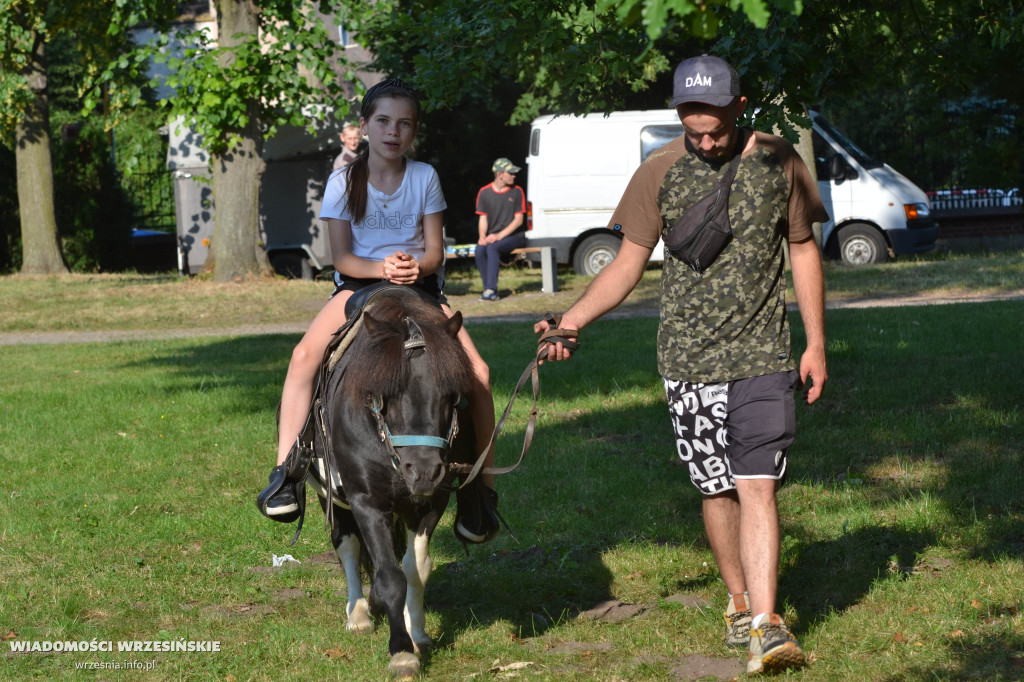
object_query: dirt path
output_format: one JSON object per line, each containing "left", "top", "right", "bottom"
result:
{"left": 1, "top": 290, "right": 1021, "bottom": 346}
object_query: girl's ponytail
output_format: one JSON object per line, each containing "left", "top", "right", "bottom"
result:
{"left": 343, "top": 152, "right": 370, "bottom": 224}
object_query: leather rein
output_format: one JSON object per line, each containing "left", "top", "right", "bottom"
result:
{"left": 446, "top": 312, "right": 580, "bottom": 489}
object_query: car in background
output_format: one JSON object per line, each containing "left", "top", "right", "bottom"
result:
{"left": 129, "top": 229, "right": 177, "bottom": 273}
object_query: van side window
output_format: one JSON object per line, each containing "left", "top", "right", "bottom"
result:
{"left": 812, "top": 130, "right": 833, "bottom": 180}
{"left": 813, "top": 115, "right": 881, "bottom": 170}
{"left": 641, "top": 125, "right": 683, "bottom": 161}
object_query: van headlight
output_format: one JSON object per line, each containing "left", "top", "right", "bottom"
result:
{"left": 903, "top": 203, "right": 930, "bottom": 220}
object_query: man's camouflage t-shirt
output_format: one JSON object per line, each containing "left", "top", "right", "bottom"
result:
{"left": 609, "top": 127, "right": 828, "bottom": 383}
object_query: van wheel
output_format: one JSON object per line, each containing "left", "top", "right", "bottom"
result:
{"left": 573, "top": 234, "right": 620, "bottom": 276}
{"left": 837, "top": 224, "right": 889, "bottom": 265}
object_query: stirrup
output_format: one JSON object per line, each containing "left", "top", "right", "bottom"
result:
{"left": 256, "top": 465, "right": 300, "bottom": 522}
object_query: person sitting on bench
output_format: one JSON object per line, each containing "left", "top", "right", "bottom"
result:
{"left": 474, "top": 158, "right": 527, "bottom": 301}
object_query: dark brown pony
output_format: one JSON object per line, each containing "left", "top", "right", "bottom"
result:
{"left": 307, "top": 287, "right": 474, "bottom": 679}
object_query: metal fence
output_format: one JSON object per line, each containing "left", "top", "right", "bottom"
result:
{"left": 927, "top": 189, "right": 1022, "bottom": 213}
{"left": 122, "top": 169, "right": 177, "bottom": 233}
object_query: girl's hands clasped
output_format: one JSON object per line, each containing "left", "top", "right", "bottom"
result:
{"left": 382, "top": 251, "right": 420, "bottom": 284}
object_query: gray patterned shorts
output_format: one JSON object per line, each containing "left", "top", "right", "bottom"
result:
{"left": 663, "top": 370, "right": 798, "bottom": 496}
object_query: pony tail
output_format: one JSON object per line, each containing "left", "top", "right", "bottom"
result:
{"left": 343, "top": 152, "right": 370, "bottom": 225}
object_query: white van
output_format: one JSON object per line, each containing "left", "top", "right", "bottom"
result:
{"left": 809, "top": 111, "right": 938, "bottom": 265}
{"left": 524, "top": 109, "right": 938, "bottom": 273}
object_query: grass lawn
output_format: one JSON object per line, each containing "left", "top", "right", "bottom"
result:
{"left": 1, "top": 251, "right": 1023, "bottom": 680}
{"left": 1, "top": 249, "right": 1021, "bottom": 334}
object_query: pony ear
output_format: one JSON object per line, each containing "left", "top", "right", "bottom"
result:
{"left": 444, "top": 311, "right": 463, "bottom": 339}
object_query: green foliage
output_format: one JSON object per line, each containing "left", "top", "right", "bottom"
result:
{"left": 362, "top": 0, "right": 678, "bottom": 125}
{"left": 0, "top": 0, "right": 156, "bottom": 142}
{"left": 0, "top": 0, "right": 177, "bottom": 273}
{"left": 361, "top": 0, "right": 811, "bottom": 126}
{"left": 109, "top": 1, "right": 370, "bottom": 156}
{"left": 361, "top": 0, "right": 1022, "bottom": 194}
{"left": 597, "top": 0, "right": 796, "bottom": 40}
{"left": 718, "top": 0, "right": 1024, "bottom": 188}
{"left": 807, "top": 0, "right": 1024, "bottom": 190}
{"left": 51, "top": 122, "right": 135, "bottom": 272}
{"left": 0, "top": 0, "right": 39, "bottom": 138}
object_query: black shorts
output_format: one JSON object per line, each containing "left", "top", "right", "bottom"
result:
{"left": 663, "top": 370, "right": 798, "bottom": 496}
{"left": 331, "top": 272, "right": 447, "bottom": 306}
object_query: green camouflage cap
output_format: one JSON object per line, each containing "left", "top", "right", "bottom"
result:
{"left": 492, "top": 157, "right": 521, "bottom": 173}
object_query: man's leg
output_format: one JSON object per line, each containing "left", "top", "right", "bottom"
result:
{"left": 703, "top": 489, "right": 754, "bottom": 647}
{"left": 664, "top": 378, "right": 752, "bottom": 644}
{"left": 732, "top": 478, "right": 779, "bottom": 618}
{"left": 474, "top": 248, "right": 490, "bottom": 290}
{"left": 702, "top": 490, "right": 746, "bottom": 596}
{"left": 483, "top": 243, "right": 501, "bottom": 291}
{"left": 725, "top": 371, "right": 803, "bottom": 673}
{"left": 487, "top": 234, "right": 526, "bottom": 292}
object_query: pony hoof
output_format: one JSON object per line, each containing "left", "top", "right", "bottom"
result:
{"left": 412, "top": 636, "right": 432, "bottom": 654}
{"left": 346, "top": 618, "right": 374, "bottom": 634}
{"left": 347, "top": 600, "right": 374, "bottom": 633}
{"left": 388, "top": 651, "right": 420, "bottom": 679}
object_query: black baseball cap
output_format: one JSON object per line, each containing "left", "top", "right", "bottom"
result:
{"left": 670, "top": 55, "right": 740, "bottom": 108}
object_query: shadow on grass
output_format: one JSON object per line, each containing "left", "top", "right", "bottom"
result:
{"left": 882, "top": 631, "right": 1024, "bottom": 681}
{"left": 781, "top": 525, "right": 936, "bottom": 627}
{"left": 427, "top": 543, "right": 617, "bottom": 645}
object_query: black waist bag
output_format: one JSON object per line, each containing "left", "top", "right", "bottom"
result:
{"left": 664, "top": 135, "right": 745, "bottom": 273}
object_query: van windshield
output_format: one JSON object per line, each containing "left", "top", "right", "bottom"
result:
{"left": 814, "top": 115, "right": 882, "bottom": 170}
{"left": 641, "top": 125, "right": 682, "bottom": 161}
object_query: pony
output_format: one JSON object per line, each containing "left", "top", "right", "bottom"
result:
{"left": 305, "top": 286, "right": 476, "bottom": 679}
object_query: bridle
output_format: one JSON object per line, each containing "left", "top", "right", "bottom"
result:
{"left": 367, "top": 319, "right": 461, "bottom": 472}
{"left": 364, "top": 314, "right": 542, "bottom": 489}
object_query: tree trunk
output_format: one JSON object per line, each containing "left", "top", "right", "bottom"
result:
{"left": 209, "top": 135, "right": 269, "bottom": 281}
{"left": 208, "top": 0, "right": 272, "bottom": 282}
{"left": 795, "top": 119, "right": 823, "bottom": 248}
{"left": 16, "top": 34, "right": 68, "bottom": 275}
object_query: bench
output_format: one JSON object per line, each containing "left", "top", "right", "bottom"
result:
{"left": 506, "top": 246, "right": 558, "bottom": 293}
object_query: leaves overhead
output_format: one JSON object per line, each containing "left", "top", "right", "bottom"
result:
{"left": 97, "top": 1, "right": 372, "bottom": 156}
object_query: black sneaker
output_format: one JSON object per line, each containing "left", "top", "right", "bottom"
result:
{"left": 454, "top": 482, "right": 500, "bottom": 544}
{"left": 256, "top": 465, "right": 301, "bottom": 523}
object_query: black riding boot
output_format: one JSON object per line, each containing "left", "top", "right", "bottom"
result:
{"left": 256, "top": 440, "right": 313, "bottom": 524}
{"left": 453, "top": 478, "right": 500, "bottom": 544}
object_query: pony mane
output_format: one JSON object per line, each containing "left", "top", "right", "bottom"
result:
{"left": 341, "top": 292, "right": 473, "bottom": 404}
